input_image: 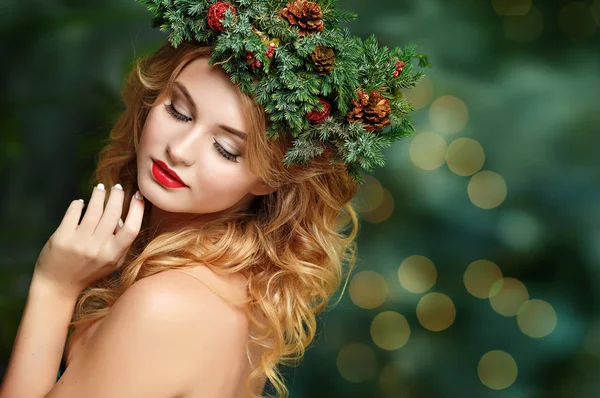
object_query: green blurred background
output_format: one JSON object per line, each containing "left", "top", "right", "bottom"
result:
{"left": 1, "top": 0, "right": 599, "bottom": 397}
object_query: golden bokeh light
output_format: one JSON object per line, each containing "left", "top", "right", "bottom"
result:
{"left": 352, "top": 174, "right": 385, "bottom": 213}
{"left": 349, "top": 270, "right": 388, "bottom": 309}
{"left": 398, "top": 255, "right": 438, "bottom": 294}
{"left": 489, "top": 277, "right": 529, "bottom": 317}
{"left": 464, "top": 259, "right": 504, "bottom": 299}
{"left": 492, "top": 0, "right": 532, "bottom": 16}
{"left": 558, "top": 2, "right": 597, "bottom": 42}
{"left": 478, "top": 350, "right": 518, "bottom": 390}
{"left": 371, "top": 311, "right": 411, "bottom": 351}
{"left": 468, "top": 171, "right": 507, "bottom": 209}
{"left": 517, "top": 299, "right": 558, "bottom": 338}
{"left": 446, "top": 138, "right": 485, "bottom": 176}
{"left": 502, "top": 7, "right": 544, "bottom": 43}
{"left": 429, "top": 95, "right": 469, "bottom": 135}
{"left": 336, "top": 343, "right": 377, "bottom": 382}
{"left": 409, "top": 132, "right": 447, "bottom": 170}
{"left": 416, "top": 292, "right": 456, "bottom": 332}
{"left": 402, "top": 75, "right": 434, "bottom": 110}
{"left": 361, "top": 188, "right": 395, "bottom": 224}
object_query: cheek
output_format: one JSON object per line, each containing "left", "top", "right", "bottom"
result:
{"left": 190, "top": 171, "right": 254, "bottom": 213}
{"left": 143, "top": 107, "right": 164, "bottom": 139}
{"left": 140, "top": 109, "right": 164, "bottom": 148}
{"left": 199, "top": 166, "right": 256, "bottom": 198}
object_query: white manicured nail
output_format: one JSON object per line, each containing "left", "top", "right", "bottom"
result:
{"left": 135, "top": 191, "right": 143, "bottom": 200}
{"left": 96, "top": 183, "right": 105, "bottom": 190}
{"left": 118, "top": 218, "right": 124, "bottom": 228}
{"left": 78, "top": 199, "right": 84, "bottom": 204}
{"left": 113, "top": 183, "right": 123, "bottom": 190}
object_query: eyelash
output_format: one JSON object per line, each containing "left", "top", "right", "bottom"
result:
{"left": 164, "top": 102, "right": 239, "bottom": 163}
{"left": 212, "top": 138, "right": 239, "bottom": 163}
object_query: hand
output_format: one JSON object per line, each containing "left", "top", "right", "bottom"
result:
{"left": 33, "top": 183, "right": 145, "bottom": 298}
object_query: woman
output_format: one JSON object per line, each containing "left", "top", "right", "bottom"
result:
{"left": 0, "top": 1, "right": 429, "bottom": 397}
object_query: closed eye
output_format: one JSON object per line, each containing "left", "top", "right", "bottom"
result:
{"left": 164, "top": 102, "right": 239, "bottom": 163}
{"left": 212, "top": 139, "right": 239, "bottom": 163}
{"left": 164, "top": 102, "right": 191, "bottom": 122}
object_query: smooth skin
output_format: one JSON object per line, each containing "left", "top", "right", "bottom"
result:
{"left": 0, "top": 187, "right": 260, "bottom": 398}
{"left": 1, "top": 55, "right": 273, "bottom": 397}
{"left": 1, "top": 185, "right": 252, "bottom": 397}
{"left": 0, "top": 184, "right": 145, "bottom": 397}
{"left": 138, "top": 56, "right": 276, "bottom": 239}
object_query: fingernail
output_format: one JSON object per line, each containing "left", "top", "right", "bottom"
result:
{"left": 96, "top": 183, "right": 105, "bottom": 190}
{"left": 118, "top": 218, "right": 124, "bottom": 228}
{"left": 78, "top": 199, "right": 84, "bottom": 204}
{"left": 113, "top": 183, "right": 123, "bottom": 190}
{"left": 134, "top": 191, "right": 143, "bottom": 200}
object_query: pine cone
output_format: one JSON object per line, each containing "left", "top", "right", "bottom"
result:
{"left": 280, "top": 1, "right": 324, "bottom": 36}
{"left": 309, "top": 45, "right": 335, "bottom": 75}
{"left": 346, "top": 90, "right": 392, "bottom": 132}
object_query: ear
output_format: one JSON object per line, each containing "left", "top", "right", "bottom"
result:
{"left": 249, "top": 180, "right": 278, "bottom": 196}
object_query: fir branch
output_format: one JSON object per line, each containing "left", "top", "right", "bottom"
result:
{"left": 135, "top": 0, "right": 433, "bottom": 184}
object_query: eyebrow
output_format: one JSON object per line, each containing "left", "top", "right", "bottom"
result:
{"left": 173, "top": 81, "right": 247, "bottom": 141}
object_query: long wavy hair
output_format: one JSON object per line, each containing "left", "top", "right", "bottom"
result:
{"left": 68, "top": 39, "right": 361, "bottom": 398}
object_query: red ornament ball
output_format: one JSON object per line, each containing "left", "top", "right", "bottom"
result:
{"left": 207, "top": 2, "right": 237, "bottom": 32}
{"left": 307, "top": 98, "right": 332, "bottom": 124}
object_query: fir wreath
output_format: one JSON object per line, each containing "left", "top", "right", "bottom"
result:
{"left": 136, "top": 0, "right": 432, "bottom": 184}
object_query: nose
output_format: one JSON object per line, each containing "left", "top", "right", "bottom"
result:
{"left": 166, "top": 128, "right": 201, "bottom": 167}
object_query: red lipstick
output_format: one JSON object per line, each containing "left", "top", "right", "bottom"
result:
{"left": 151, "top": 159, "right": 187, "bottom": 188}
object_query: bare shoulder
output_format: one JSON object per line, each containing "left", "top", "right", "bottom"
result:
{"left": 104, "top": 269, "right": 249, "bottom": 335}
{"left": 156, "top": 268, "right": 250, "bottom": 326}
{"left": 124, "top": 269, "right": 251, "bottom": 353}
{"left": 49, "top": 270, "right": 251, "bottom": 398}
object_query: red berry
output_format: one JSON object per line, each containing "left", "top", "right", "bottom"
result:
{"left": 395, "top": 59, "right": 406, "bottom": 75}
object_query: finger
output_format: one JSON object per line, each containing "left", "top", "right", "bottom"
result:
{"left": 78, "top": 183, "right": 107, "bottom": 235}
{"left": 57, "top": 199, "right": 85, "bottom": 233}
{"left": 94, "top": 184, "right": 125, "bottom": 239}
{"left": 113, "top": 190, "right": 145, "bottom": 250}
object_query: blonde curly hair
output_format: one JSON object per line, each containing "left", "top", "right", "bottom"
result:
{"left": 68, "top": 39, "right": 361, "bottom": 398}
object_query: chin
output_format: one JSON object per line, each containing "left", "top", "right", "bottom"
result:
{"left": 136, "top": 174, "right": 175, "bottom": 209}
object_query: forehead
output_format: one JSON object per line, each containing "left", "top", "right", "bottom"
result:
{"left": 174, "top": 56, "right": 248, "bottom": 131}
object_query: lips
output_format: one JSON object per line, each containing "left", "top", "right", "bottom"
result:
{"left": 151, "top": 159, "right": 187, "bottom": 188}
{"left": 154, "top": 159, "right": 185, "bottom": 183}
